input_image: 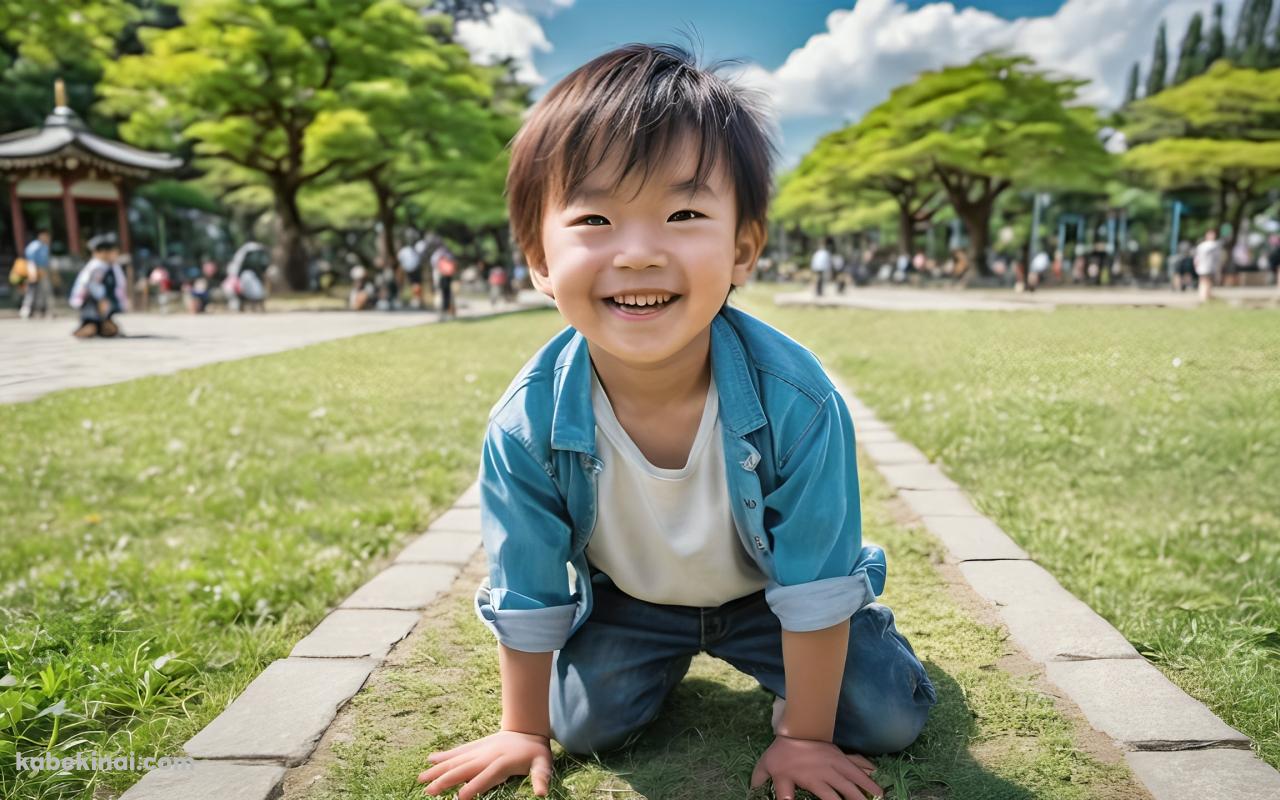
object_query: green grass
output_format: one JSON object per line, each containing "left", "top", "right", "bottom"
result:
{"left": 302, "top": 452, "right": 1143, "bottom": 800}
{"left": 0, "top": 309, "right": 569, "bottom": 799}
{"left": 736, "top": 285, "right": 1280, "bottom": 769}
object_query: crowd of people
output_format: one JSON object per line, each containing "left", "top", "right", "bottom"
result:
{"left": 342, "top": 230, "right": 525, "bottom": 319}
{"left": 794, "top": 229, "right": 1280, "bottom": 297}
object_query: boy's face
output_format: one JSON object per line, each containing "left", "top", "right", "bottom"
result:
{"left": 534, "top": 137, "right": 763, "bottom": 367}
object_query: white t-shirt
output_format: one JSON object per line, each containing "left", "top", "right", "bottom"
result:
{"left": 1194, "top": 240, "right": 1221, "bottom": 277}
{"left": 811, "top": 248, "right": 832, "bottom": 273}
{"left": 397, "top": 245, "right": 421, "bottom": 272}
{"left": 586, "top": 368, "right": 767, "bottom": 607}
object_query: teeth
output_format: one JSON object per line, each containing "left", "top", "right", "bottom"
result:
{"left": 611, "top": 293, "right": 673, "bottom": 306}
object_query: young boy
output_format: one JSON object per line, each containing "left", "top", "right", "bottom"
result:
{"left": 419, "top": 44, "right": 935, "bottom": 800}
{"left": 69, "top": 233, "right": 129, "bottom": 338}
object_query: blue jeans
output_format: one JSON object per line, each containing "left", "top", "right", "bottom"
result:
{"left": 550, "top": 570, "right": 936, "bottom": 756}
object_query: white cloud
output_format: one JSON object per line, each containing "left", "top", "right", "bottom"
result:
{"left": 732, "top": 0, "right": 1244, "bottom": 122}
{"left": 453, "top": 0, "right": 574, "bottom": 85}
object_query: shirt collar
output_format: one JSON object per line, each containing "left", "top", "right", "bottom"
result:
{"left": 549, "top": 309, "right": 767, "bottom": 454}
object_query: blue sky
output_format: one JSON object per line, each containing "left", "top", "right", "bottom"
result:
{"left": 455, "top": 1, "right": 1232, "bottom": 169}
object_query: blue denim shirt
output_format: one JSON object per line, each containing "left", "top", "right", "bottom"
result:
{"left": 474, "top": 304, "right": 886, "bottom": 653}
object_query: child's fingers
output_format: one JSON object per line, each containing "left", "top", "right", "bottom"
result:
{"left": 423, "top": 756, "right": 484, "bottom": 796}
{"left": 846, "top": 753, "right": 876, "bottom": 774}
{"left": 458, "top": 760, "right": 515, "bottom": 800}
{"left": 530, "top": 751, "right": 554, "bottom": 796}
{"left": 772, "top": 775, "right": 796, "bottom": 800}
{"left": 426, "top": 740, "right": 478, "bottom": 763}
{"left": 749, "top": 760, "right": 770, "bottom": 790}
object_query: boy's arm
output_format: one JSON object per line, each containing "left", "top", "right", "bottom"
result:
{"left": 776, "top": 621, "right": 850, "bottom": 741}
{"left": 499, "top": 644, "right": 554, "bottom": 738}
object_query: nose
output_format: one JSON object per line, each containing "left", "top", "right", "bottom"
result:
{"left": 612, "top": 227, "right": 668, "bottom": 270}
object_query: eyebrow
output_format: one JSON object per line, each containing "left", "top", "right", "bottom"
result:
{"left": 566, "top": 178, "right": 716, "bottom": 206}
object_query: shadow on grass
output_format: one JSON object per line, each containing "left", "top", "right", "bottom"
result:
{"left": 550, "top": 663, "right": 1035, "bottom": 800}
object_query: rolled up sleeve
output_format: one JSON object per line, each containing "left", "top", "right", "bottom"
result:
{"left": 473, "top": 424, "right": 577, "bottom": 652}
{"left": 762, "top": 390, "right": 884, "bottom": 632}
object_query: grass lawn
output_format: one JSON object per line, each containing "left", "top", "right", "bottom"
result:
{"left": 294, "top": 448, "right": 1145, "bottom": 800}
{"left": 0, "top": 308, "right": 568, "bottom": 799}
{"left": 736, "top": 285, "right": 1280, "bottom": 769}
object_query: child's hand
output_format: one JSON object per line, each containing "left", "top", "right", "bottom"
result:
{"left": 417, "top": 730, "right": 553, "bottom": 799}
{"left": 750, "top": 735, "right": 883, "bottom": 799}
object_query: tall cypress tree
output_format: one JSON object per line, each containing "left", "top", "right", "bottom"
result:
{"left": 1235, "top": 0, "right": 1274, "bottom": 68}
{"left": 1206, "top": 2, "right": 1227, "bottom": 67}
{"left": 1125, "top": 61, "right": 1141, "bottom": 104}
{"left": 1174, "top": 12, "right": 1205, "bottom": 84}
{"left": 1146, "top": 21, "right": 1168, "bottom": 96}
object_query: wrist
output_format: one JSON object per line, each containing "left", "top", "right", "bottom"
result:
{"left": 500, "top": 726, "right": 552, "bottom": 742}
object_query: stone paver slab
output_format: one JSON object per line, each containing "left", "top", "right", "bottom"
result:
{"left": 454, "top": 482, "right": 481, "bottom": 508}
{"left": 853, "top": 417, "right": 889, "bottom": 432}
{"left": 898, "top": 488, "right": 981, "bottom": 517}
{"left": 919, "top": 515, "right": 1030, "bottom": 562}
{"left": 1125, "top": 749, "right": 1280, "bottom": 800}
{"left": 1044, "top": 659, "right": 1250, "bottom": 749}
{"left": 859, "top": 439, "right": 929, "bottom": 465}
{"left": 289, "top": 609, "right": 420, "bottom": 660}
{"left": 394, "top": 531, "right": 482, "bottom": 565}
{"left": 119, "top": 760, "right": 286, "bottom": 800}
{"left": 339, "top": 563, "right": 458, "bottom": 610}
{"left": 427, "top": 506, "right": 481, "bottom": 533}
{"left": 877, "top": 464, "right": 959, "bottom": 491}
{"left": 184, "top": 658, "right": 375, "bottom": 765}
{"left": 854, "top": 429, "right": 899, "bottom": 443}
{"left": 960, "top": 560, "right": 1139, "bottom": 662}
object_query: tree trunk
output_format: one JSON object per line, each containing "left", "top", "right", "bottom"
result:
{"left": 961, "top": 207, "right": 993, "bottom": 277}
{"left": 896, "top": 201, "right": 916, "bottom": 260}
{"left": 491, "top": 226, "right": 512, "bottom": 267}
{"left": 273, "top": 186, "right": 309, "bottom": 291}
{"left": 375, "top": 186, "right": 396, "bottom": 270}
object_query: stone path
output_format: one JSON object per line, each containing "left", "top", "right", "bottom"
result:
{"left": 116, "top": 371, "right": 1280, "bottom": 800}
{"left": 776, "top": 285, "right": 1280, "bottom": 312}
{"left": 0, "top": 292, "right": 553, "bottom": 405}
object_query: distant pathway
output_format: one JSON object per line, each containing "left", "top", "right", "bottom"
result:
{"left": 776, "top": 285, "right": 1279, "bottom": 312}
{"left": 0, "top": 293, "right": 553, "bottom": 405}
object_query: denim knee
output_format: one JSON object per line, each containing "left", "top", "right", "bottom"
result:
{"left": 551, "top": 715, "right": 645, "bottom": 757}
{"left": 832, "top": 603, "right": 936, "bottom": 754}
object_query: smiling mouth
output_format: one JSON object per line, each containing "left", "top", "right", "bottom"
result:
{"left": 604, "top": 294, "right": 682, "bottom": 312}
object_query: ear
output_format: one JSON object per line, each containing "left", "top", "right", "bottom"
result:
{"left": 731, "top": 221, "right": 767, "bottom": 287}
{"left": 527, "top": 251, "right": 555, "bottom": 299}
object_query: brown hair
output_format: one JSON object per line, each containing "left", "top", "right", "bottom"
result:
{"left": 506, "top": 43, "right": 777, "bottom": 269}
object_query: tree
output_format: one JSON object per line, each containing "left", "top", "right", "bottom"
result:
{"left": 1174, "top": 12, "right": 1205, "bottom": 85}
{"left": 1230, "top": 0, "right": 1274, "bottom": 68}
{"left": 0, "top": 0, "right": 140, "bottom": 134}
{"left": 774, "top": 118, "right": 945, "bottom": 260}
{"left": 100, "top": 0, "right": 503, "bottom": 290}
{"left": 1206, "top": 2, "right": 1227, "bottom": 67}
{"left": 858, "top": 53, "right": 1113, "bottom": 274}
{"left": 1125, "top": 61, "right": 1141, "bottom": 104}
{"left": 1147, "top": 21, "right": 1169, "bottom": 97}
{"left": 1124, "top": 63, "right": 1280, "bottom": 253}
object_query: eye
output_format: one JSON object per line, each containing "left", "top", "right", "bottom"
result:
{"left": 669, "top": 209, "right": 704, "bottom": 222}
{"left": 574, "top": 215, "right": 610, "bottom": 226}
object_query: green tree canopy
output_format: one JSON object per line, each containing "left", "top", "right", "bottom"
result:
{"left": 100, "top": 0, "right": 514, "bottom": 289}
{"left": 848, "top": 53, "right": 1112, "bottom": 273}
{"left": 1124, "top": 63, "right": 1280, "bottom": 249}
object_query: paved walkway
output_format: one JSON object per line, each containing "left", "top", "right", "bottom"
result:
{"left": 777, "top": 285, "right": 1280, "bottom": 311}
{"left": 0, "top": 293, "right": 553, "bottom": 405}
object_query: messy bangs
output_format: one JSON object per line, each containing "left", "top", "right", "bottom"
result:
{"left": 506, "top": 43, "right": 777, "bottom": 268}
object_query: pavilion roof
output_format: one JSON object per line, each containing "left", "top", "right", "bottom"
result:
{"left": 0, "top": 106, "right": 182, "bottom": 178}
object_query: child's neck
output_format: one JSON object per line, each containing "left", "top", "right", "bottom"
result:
{"left": 588, "top": 327, "right": 712, "bottom": 416}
